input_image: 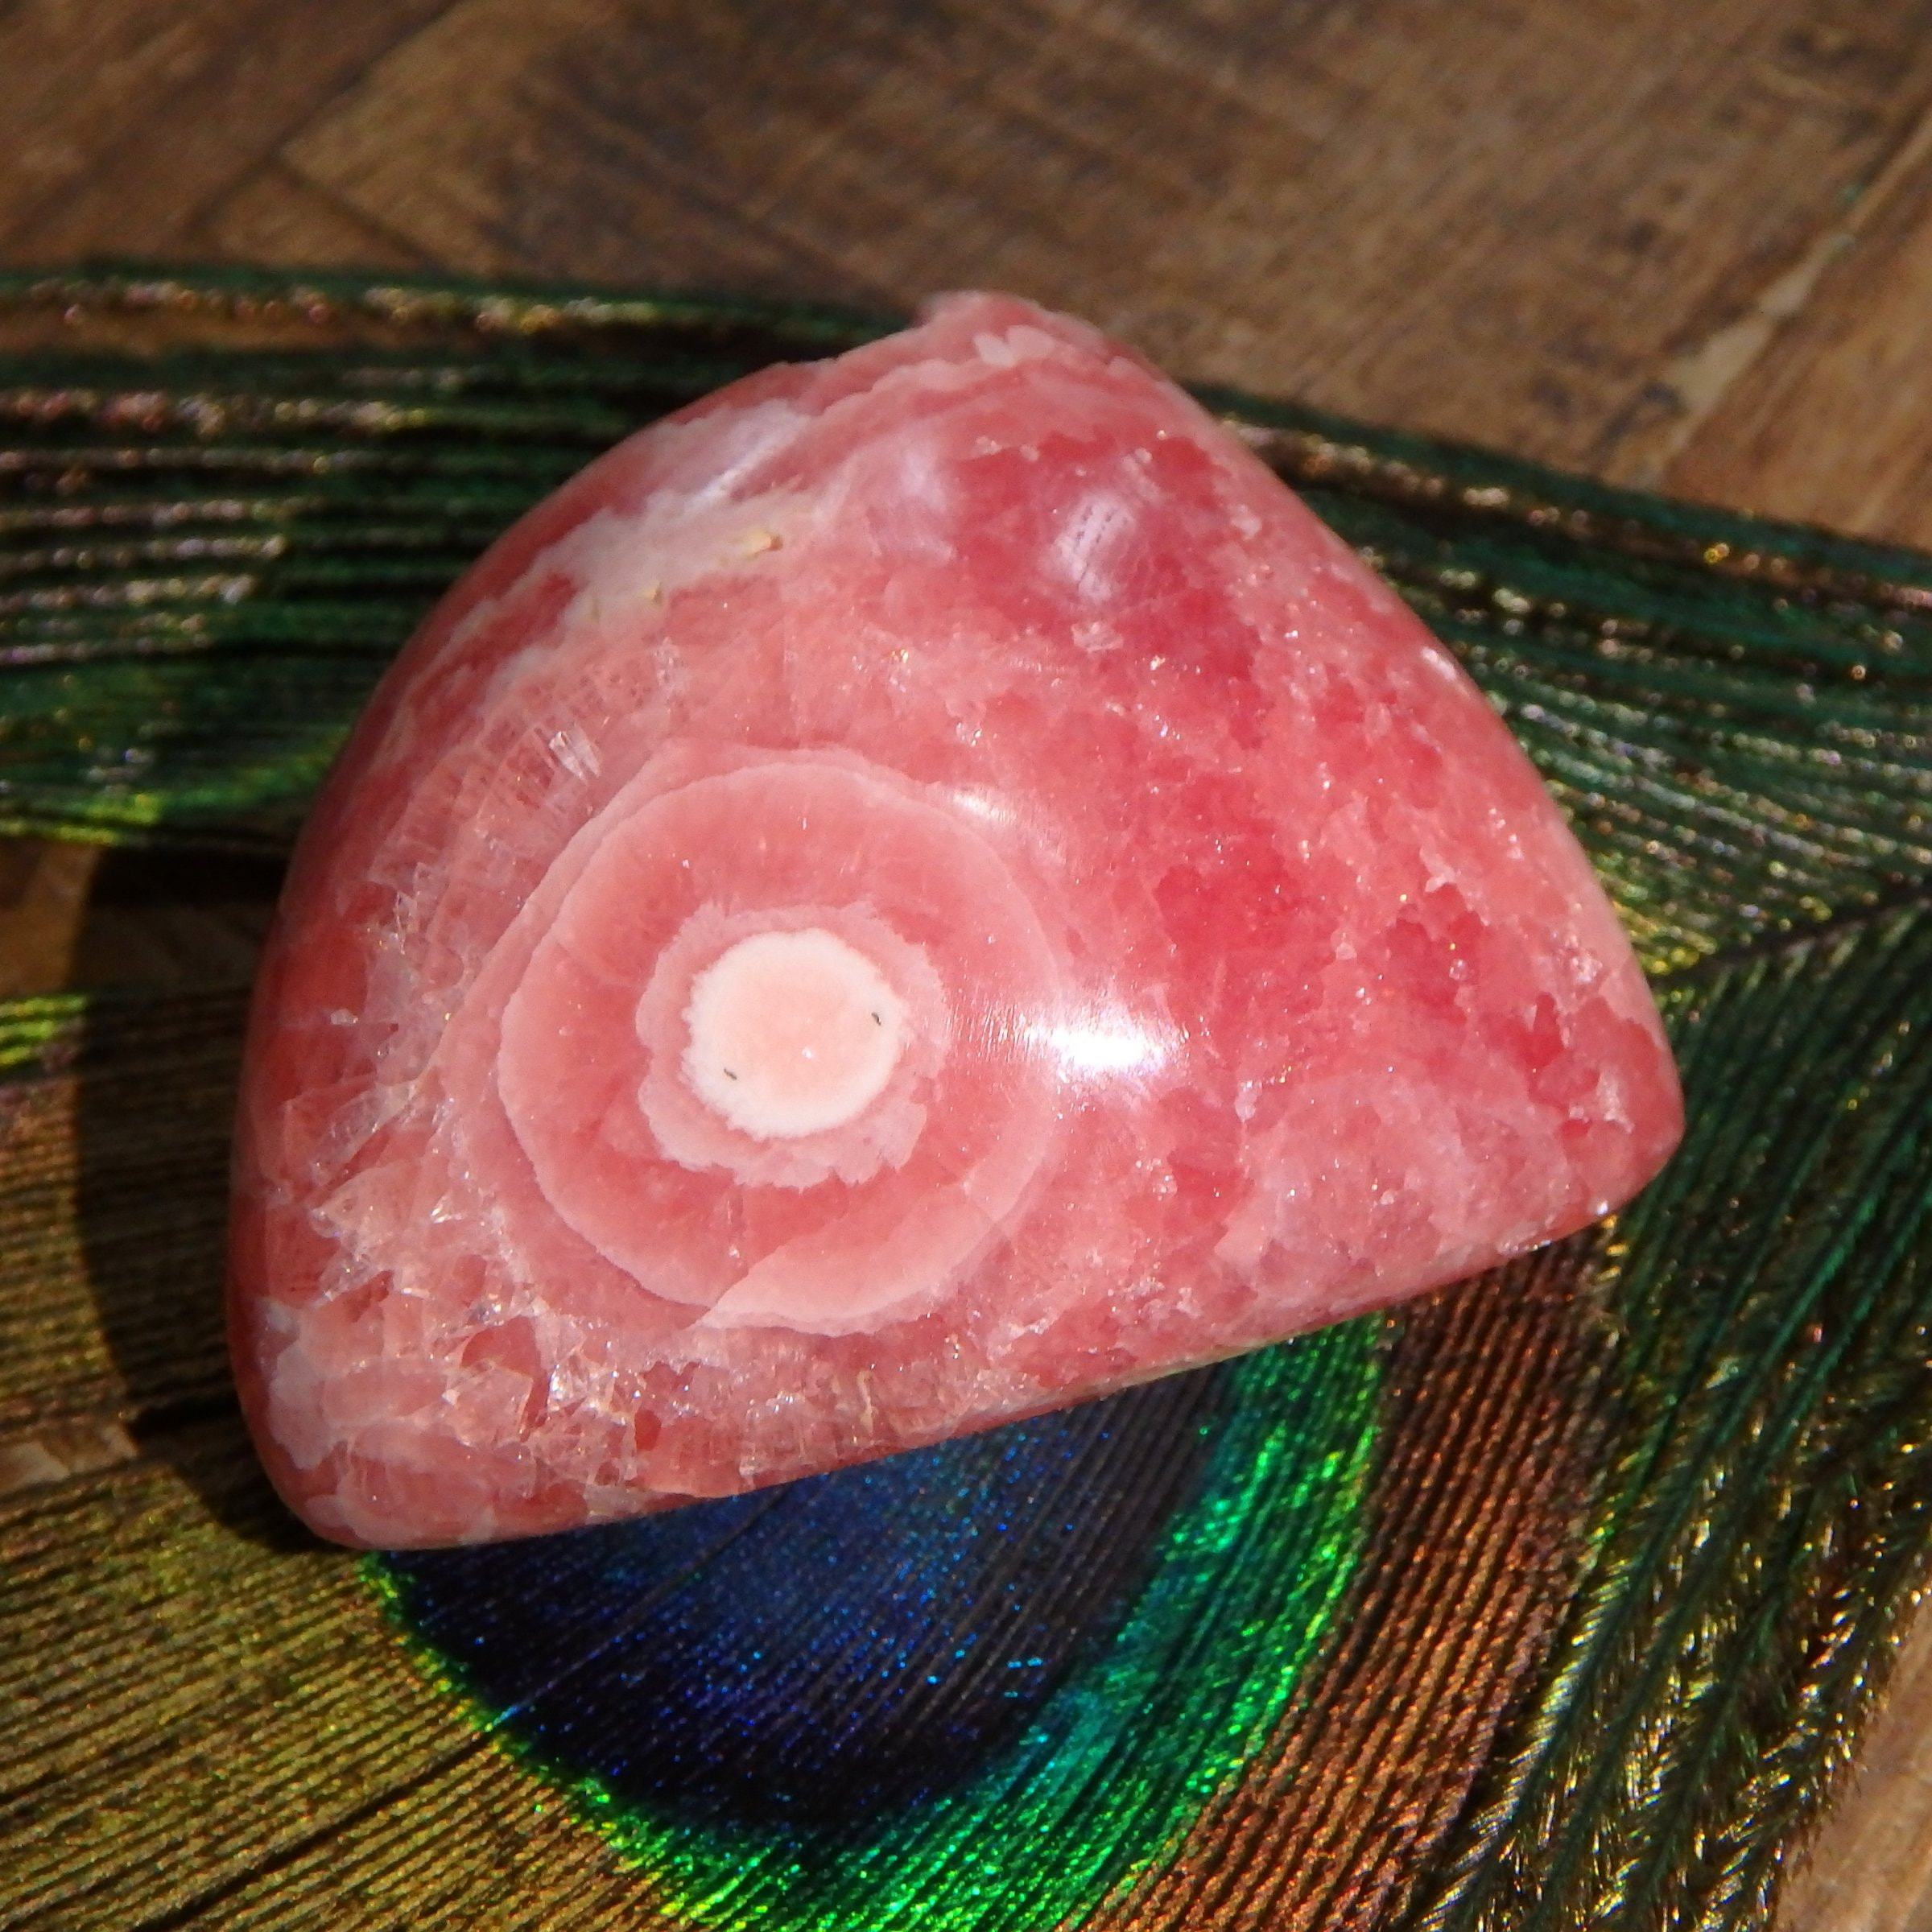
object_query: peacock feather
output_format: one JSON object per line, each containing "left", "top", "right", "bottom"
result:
{"left": 0, "top": 266, "right": 1928, "bottom": 1931}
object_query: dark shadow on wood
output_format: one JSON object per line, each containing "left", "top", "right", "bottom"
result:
{"left": 73, "top": 846, "right": 312, "bottom": 1550}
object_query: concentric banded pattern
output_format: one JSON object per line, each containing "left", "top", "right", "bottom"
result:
{"left": 1, "top": 270, "right": 1930, "bottom": 1931}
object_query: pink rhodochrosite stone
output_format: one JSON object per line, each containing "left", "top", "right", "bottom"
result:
{"left": 229, "top": 293, "right": 1682, "bottom": 1549}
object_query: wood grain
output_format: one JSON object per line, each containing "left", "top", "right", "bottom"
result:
{"left": 275, "top": 0, "right": 1932, "bottom": 468}
{"left": 1662, "top": 105, "right": 1932, "bottom": 547}
{"left": 1779, "top": 1604, "right": 1932, "bottom": 1932}
{"left": 0, "top": 0, "right": 453, "bottom": 260}
{"left": 5, "top": 3, "right": 1932, "bottom": 1925}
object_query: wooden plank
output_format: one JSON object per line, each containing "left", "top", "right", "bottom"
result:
{"left": 279, "top": 0, "right": 1932, "bottom": 468}
{"left": 0, "top": 0, "right": 452, "bottom": 264}
{"left": 197, "top": 158, "right": 435, "bottom": 270}
{"left": 64, "top": 851, "right": 279, "bottom": 989}
{"left": 0, "top": 844, "right": 279, "bottom": 1005}
{"left": 1658, "top": 101, "right": 1932, "bottom": 546}
{"left": 0, "top": 843, "right": 94, "bottom": 998}
{"left": 1779, "top": 1607, "right": 1932, "bottom": 1932}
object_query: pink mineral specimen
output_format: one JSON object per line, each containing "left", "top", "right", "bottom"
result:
{"left": 229, "top": 293, "right": 1683, "bottom": 1549}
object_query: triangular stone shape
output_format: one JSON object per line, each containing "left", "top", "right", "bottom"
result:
{"left": 231, "top": 295, "right": 1681, "bottom": 1547}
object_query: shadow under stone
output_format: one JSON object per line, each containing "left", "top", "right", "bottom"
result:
{"left": 71, "top": 848, "right": 302, "bottom": 1550}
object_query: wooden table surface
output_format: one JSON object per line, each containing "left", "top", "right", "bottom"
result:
{"left": 5, "top": 3, "right": 1932, "bottom": 1925}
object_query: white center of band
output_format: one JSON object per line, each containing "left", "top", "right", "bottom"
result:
{"left": 682, "top": 927, "right": 907, "bottom": 1141}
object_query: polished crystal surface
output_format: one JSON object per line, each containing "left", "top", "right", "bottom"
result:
{"left": 229, "top": 293, "right": 1682, "bottom": 1548}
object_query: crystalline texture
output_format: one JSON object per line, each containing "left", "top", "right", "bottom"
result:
{"left": 229, "top": 294, "right": 1682, "bottom": 1549}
